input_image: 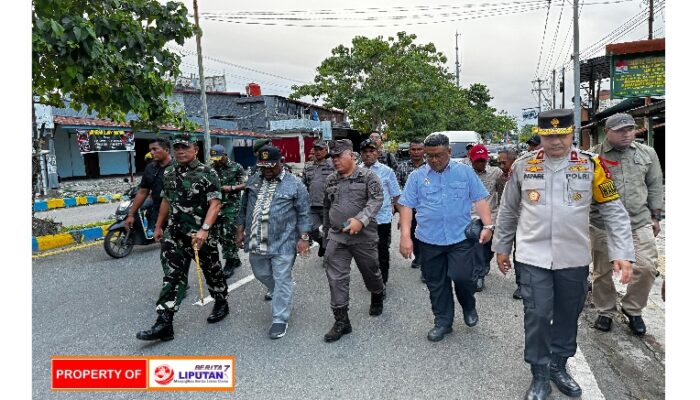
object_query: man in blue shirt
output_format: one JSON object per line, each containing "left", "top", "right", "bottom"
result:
{"left": 398, "top": 133, "right": 494, "bottom": 342}
{"left": 360, "top": 138, "right": 401, "bottom": 284}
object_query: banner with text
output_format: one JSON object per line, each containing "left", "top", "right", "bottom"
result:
{"left": 75, "top": 129, "right": 135, "bottom": 154}
{"left": 610, "top": 51, "right": 665, "bottom": 99}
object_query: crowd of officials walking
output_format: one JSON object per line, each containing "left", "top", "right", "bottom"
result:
{"left": 127, "top": 109, "right": 663, "bottom": 400}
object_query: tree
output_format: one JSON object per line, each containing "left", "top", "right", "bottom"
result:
{"left": 519, "top": 123, "right": 537, "bottom": 143}
{"left": 291, "top": 32, "right": 514, "bottom": 142}
{"left": 32, "top": 0, "right": 197, "bottom": 130}
{"left": 32, "top": 0, "right": 197, "bottom": 229}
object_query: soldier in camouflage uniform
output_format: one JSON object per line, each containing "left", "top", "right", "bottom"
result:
{"left": 209, "top": 144, "right": 246, "bottom": 278}
{"left": 136, "top": 133, "right": 230, "bottom": 342}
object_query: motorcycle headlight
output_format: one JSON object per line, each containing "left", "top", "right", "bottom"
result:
{"left": 117, "top": 200, "right": 131, "bottom": 212}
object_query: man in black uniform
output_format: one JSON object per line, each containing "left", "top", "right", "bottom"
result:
{"left": 125, "top": 138, "right": 173, "bottom": 236}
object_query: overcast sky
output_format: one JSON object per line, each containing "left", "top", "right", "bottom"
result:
{"left": 169, "top": 0, "right": 665, "bottom": 127}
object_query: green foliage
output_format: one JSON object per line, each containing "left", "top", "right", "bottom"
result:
{"left": 59, "top": 220, "right": 114, "bottom": 233}
{"left": 291, "top": 32, "right": 516, "bottom": 142}
{"left": 519, "top": 123, "right": 537, "bottom": 142}
{"left": 32, "top": 0, "right": 197, "bottom": 131}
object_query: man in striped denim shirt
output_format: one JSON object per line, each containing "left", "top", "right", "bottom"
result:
{"left": 236, "top": 145, "right": 311, "bottom": 339}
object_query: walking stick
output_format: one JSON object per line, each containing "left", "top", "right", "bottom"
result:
{"left": 192, "top": 235, "right": 206, "bottom": 306}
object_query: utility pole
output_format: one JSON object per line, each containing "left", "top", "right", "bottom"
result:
{"left": 648, "top": 0, "right": 654, "bottom": 39}
{"left": 193, "top": 0, "right": 211, "bottom": 162}
{"left": 573, "top": 0, "right": 581, "bottom": 144}
{"left": 552, "top": 69, "right": 557, "bottom": 109}
{"left": 532, "top": 78, "right": 545, "bottom": 112}
{"left": 645, "top": 0, "right": 654, "bottom": 145}
{"left": 561, "top": 66, "right": 566, "bottom": 109}
{"left": 455, "top": 31, "right": 461, "bottom": 87}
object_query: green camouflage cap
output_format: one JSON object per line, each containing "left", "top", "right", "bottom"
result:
{"left": 171, "top": 133, "right": 197, "bottom": 146}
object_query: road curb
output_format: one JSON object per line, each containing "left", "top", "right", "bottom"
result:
{"left": 32, "top": 224, "right": 111, "bottom": 252}
{"left": 33, "top": 194, "right": 123, "bottom": 212}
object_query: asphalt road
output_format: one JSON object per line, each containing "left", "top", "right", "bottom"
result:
{"left": 32, "top": 228, "right": 665, "bottom": 399}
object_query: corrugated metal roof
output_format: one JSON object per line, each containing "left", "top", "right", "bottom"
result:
{"left": 53, "top": 116, "right": 268, "bottom": 139}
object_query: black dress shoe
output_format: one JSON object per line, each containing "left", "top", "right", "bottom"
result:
{"left": 464, "top": 308, "right": 479, "bottom": 327}
{"left": 411, "top": 262, "right": 420, "bottom": 269}
{"left": 475, "top": 278, "right": 485, "bottom": 292}
{"left": 513, "top": 287, "right": 523, "bottom": 300}
{"left": 427, "top": 326, "right": 453, "bottom": 342}
{"left": 207, "top": 299, "right": 229, "bottom": 323}
{"left": 621, "top": 308, "right": 646, "bottom": 336}
{"left": 594, "top": 315, "right": 612, "bottom": 332}
{"left": 317, "top": 245, "right": 325, "bottom": 258}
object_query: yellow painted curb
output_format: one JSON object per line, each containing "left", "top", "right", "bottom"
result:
{"left": 32, "top": 241, "right": 102, "bottom": 259}
{"left": 97, "top": 196, "right": 108, "bottom": 203}
{"left": 47, "top": 198, "right": 65, "bottom": 209}
{"left": 36, "top": 233, "right": 75, "bottom": 251}
{"left": 77, "top": 196, "right": 88, "bottom": 205}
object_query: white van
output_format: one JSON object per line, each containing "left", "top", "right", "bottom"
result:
{"left": 429, "top": 130, "right": 483, "bottom": 160}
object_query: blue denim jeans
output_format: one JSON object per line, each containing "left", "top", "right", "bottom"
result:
{"left": 249, "top": 253, "right": 297, "bottom": 324}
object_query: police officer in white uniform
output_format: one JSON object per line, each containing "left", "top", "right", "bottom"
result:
{"left": 493, "top": 109, "right": 636, "bottom": 400}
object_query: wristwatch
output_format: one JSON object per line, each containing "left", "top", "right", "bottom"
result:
{"left": 300, "top": 233, "right": 310, "bottom": 241}
{"left": 483, "top": 224, "right": 495, "bottom": 232}
{"left": 201, "top": 223, "right": 210, "bottom": 231}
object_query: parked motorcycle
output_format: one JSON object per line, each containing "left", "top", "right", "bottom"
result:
{"left": 104, "top": 180, "right": 156, "bottom": 258}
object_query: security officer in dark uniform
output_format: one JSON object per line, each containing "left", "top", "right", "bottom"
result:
{"left": 322, "top": 139, "right": 385, "bottom": 343}
{"left": 302, "top": 139, "right": 335, "bottom": 257}
{"left": 136, "top": 133, "right": 230, "bottom": 342}
{"left": 209, "top": 144, "right": 246, "bottom": 278}
{"left": 493, "top": 110, "right": 635, "bottom": 399}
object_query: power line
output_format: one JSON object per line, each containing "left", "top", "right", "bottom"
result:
{"left": 199, "top": 3, "right": 550, "bottom": 28}
{"left": 201, "top": 1, "right": 549, "bottom": 17}
{"left": 540, "top": 0, "right": 566, "bottom": 78}
{"left": 556, "top": 0, "right": 664, "bottom": 72}
{"left": 199, "top": 0, "right": 632, "bottom": 18}
{"left": 167, "top": 44, "right": 307, "bottom": 84}
{"left": 534, "top": 1, "right": 553, "bottom": 80}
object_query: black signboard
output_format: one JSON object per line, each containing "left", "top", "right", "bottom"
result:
{"left": 75, "top": 129, "right": 135, "bottom": 154}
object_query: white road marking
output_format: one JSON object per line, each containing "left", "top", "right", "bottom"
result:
{"left": 571, "top": 345, "right": 606, "bottom": 400}
{"left": 192, "top": 273, "right": 256, "bottom": 306}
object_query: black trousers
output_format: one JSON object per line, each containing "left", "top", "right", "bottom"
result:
{"left": 420, "top": 239, "right": 481, "bottom": 328}
{"left": 518, "top": 262, "right": 588, "bottom": 366}
{"left": 377, "top": 223, "right": 392, "bottom": 284}
{"left": 513, "top": 239, "right": 521, "bottom": 286}
{"left": 479, "top": 238, "right": 494, "bottom": 279}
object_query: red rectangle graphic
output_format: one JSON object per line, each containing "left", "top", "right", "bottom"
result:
{"left": 52, "top": 358, "right": 148, "bottom": 390}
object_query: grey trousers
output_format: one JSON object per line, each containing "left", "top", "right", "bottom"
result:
{"left": 324, "top": 239, "right": 384, "bottom": 308}
{"left": 518, "top": 262, "right": 588, "bottom": 366}
{"left": 249, "top": 253, "right": 296, "bottom": 324}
